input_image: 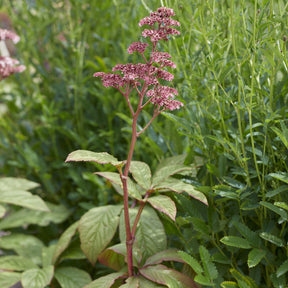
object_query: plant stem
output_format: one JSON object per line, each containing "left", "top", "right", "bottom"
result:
{"left": 122, "top": 111, "right": 139, "bottom": 277}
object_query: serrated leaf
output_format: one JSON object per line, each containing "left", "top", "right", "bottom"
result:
{"left": 274, "top": 201, "right": 288, "bottom": 211}
{"left": 199, "top": 246, "right": 218, "bottom": 280}
{"left": 0, "top": 234, "right": 44, "bottom": 266}
{"left": 194, "top": 274, "right": 214, "bottom": 286}
{"left": 147, "top": 195, "right": 177, "bottom": 221}
{"left": 0, "top": 190, "right": 49, "bottom": 211}
{"left": 129, "top": 161, "right": 152, "bottom": 190}
{"left": 230, "top": 269, "right": 257, "bottom": 288}
{"left": 83, "top": 271, "right": 126, "bottom": 288}
{"left": 0, "top": 202, "right": 70, "bottom": 230}
{"left": 154, "top": 178, "right": 208, "bottom": 205}
{"left": 0, "top": 272, "right": 21, "bottom": 288}
{"left": 233, "top": 221, "right": 261, "bottom": 247}
{"left": 190, "top": 217, "right": 210, "bottom": 235}
{"left": 144, "top": 249, "right": 185, "bottom": 267}
{"left": 119, "top": 207, "right": 167, "bottom": 262}
{"left": 65, "top": 150, "right": 123, "bottom": 166}
{"left": 0, "top": 177, "right": 39, "bottom": 191}
{"left": 79, "top": 205, "right": 122, "bottom": 265}
{"left": 177, "top": 251, "right": 204, "bottom": 274}
{"left": 260, "top": 232, "right": 284, "bottom": 247}
{"left": 0, "top": 256, "right": 38, "bottom": 271}
{"left": 21, "top": 265, "right": 54, "bottom": 288}
{"left": 269, "top": 172, "right": 288, "bottom": 184}
{"left": 260, "top": 201, "right": 287, "bottom": 220}
{"left": 277, "top": 259, "right": 288, "bottom": 277}
{"left": 152, "top": 165, "right": 193, "bottom": 186}
{"left": 95, "top": 172, "right": 141, "bottom": 200}
{"left": 221, "top": 281, "right": 239, "bottom": 288}
{"left": 220, "top": 236, "right": 252, "bottom": 249}
{"left": 52, "top": 221, "right": 79, "bottom": 264}
{"left": 266, "top": 185, "right": 288, "bottom": 197}
{"left": 140, "top": 264, "right": 199, "bottom": 288}
{"left": 247, "top": 248, "right": 266, "bottom": 268}
{"left": 54, "top": 267, "right": 92, "bottom": 288}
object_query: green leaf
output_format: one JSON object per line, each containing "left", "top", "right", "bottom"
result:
{"left": 144, "top": 249, "right": 185, "bottom": 267}
{"left": 60, "top": 239, "right": 86, "bottom": 261}
{"left": 0, "top": 234, "right": 44, "bottom": 265}
{"left": 0, "top": 272, "right": 21, "bottom": 288}
{"left": 147, "top": 195, "right": 177, "bottom": 221}
{"left": 220, "top": 236, "right": 252, "bottom": 249}
{"left": 21, "top": 265, "right": 54, "bottom": 288}
{"left": 230, "top": 269, "right": 257, "bottom": 288}
{"left": 52, "top": 221, "right": 79, "bottom": 264}
{"left": 152, "top": 165, "right": 193, "bottom": 186}
{"left": 277, "top": 259, "right": 288, "bottom": 277}
{"left": 0, "top": 204, "right": 6, "bottom": 218}
{"left": 247, "top": 248, "right": 266, "bottom": 268}
{"left": 154, "top": 178, "right": 208, "bottom": 205}
{"left": 266, "top": 185, "right": 288, "bottom": 197}
{"left": 260, "top": 232, "right": 284, "bottom": 247}
{"left": 42, "top": 245, "right": 56, "bottom": 267}
{"left": 119, "top": 276, "right": 166, "bottom": 288}
{"left": 0, "top": 256, "right": 38, "bottom": 271}
{"left": 0, "top": 202, "right": 70, "bottom": 230}
{"left": 119, "top": 207, "right": 167, "bottom": 262}
{"left": 233, "top": 221, "right": 261, "bottom": 247}
{"left": 221, "top": 281, "right": 239, "bottom": 288}
{"left": 0, "top": 190, "right": 49, "bottom": 211}
{"left": 129, "top": 161, "right": 152, "bottom": 190}
{"left": 98, "top": 243, "right": 126, "bottom": 271}
{"left": 190, "top": 217, "right": 210, "bottom": 235}
{"left": 156, "top": 154, "right": 187, "bottom": 171}
{"left": 83, "top": 271, "right": 127, "bottom": 288}
{"left": 194, "top": 274, "right": 214, "bottom": 286}
{"left": 79, "top": 205, "right": 122, "bottom": 265}
{"left": 0, "top": 177, "right": 39, "bottom": 191}
{"left": 177, "top": 251, "right": 204, "bottom": 274}
{"left": 161, "top": 112, "right": 192, "bottom": 131}
{"left": 95, "top": 172, "right": 141, "bottom": 200}
{"left": 54, "top": 267, "right": 92, "bottom": 288}
{"left": 140, "top": 264, "right": 198, "bottom": 288}
{"left": 199, "top": 246, "right": 218, "bottom": 280}
{"left": 269, "top": 172, "right": 288, "bottom": 184}
{"left": 65, "top": 150, "right": 124, "bottom": 166}
{"left": 260, "top": 201, "right": 287, "bottom": 220}
{"left": 274, "top": 201, "right": 288, "bottom": 211}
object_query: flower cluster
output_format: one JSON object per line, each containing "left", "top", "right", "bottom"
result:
{"left": 0, "top": 28, "right": 20, "bottom": 44}
{"left": 139, "top": 7, "right": 180, "bottom": 42}
{"left": 93, "top": 7, "right": 183, "bottom": 111}
{"left": 0, "top": 57, "right": 26, "bottom": 79}
{"left": 0, "top": 28, "right": 25, "bottom": 80}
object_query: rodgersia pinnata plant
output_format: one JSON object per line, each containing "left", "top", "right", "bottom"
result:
{"left": 65, "top": 7, "right": 207, "bottom": 287}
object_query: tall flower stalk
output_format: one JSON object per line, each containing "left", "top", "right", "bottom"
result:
{"left": 93, "top": 7, "right": 182, "bottom": 276}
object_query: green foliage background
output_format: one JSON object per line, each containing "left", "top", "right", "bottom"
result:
{"left": 1, "top": 0, "right": 288, "bottom": 287}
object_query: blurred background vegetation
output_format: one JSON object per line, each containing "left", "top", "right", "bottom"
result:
{"left": 1, "top": 0, "right": 288, "bottom": 287}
